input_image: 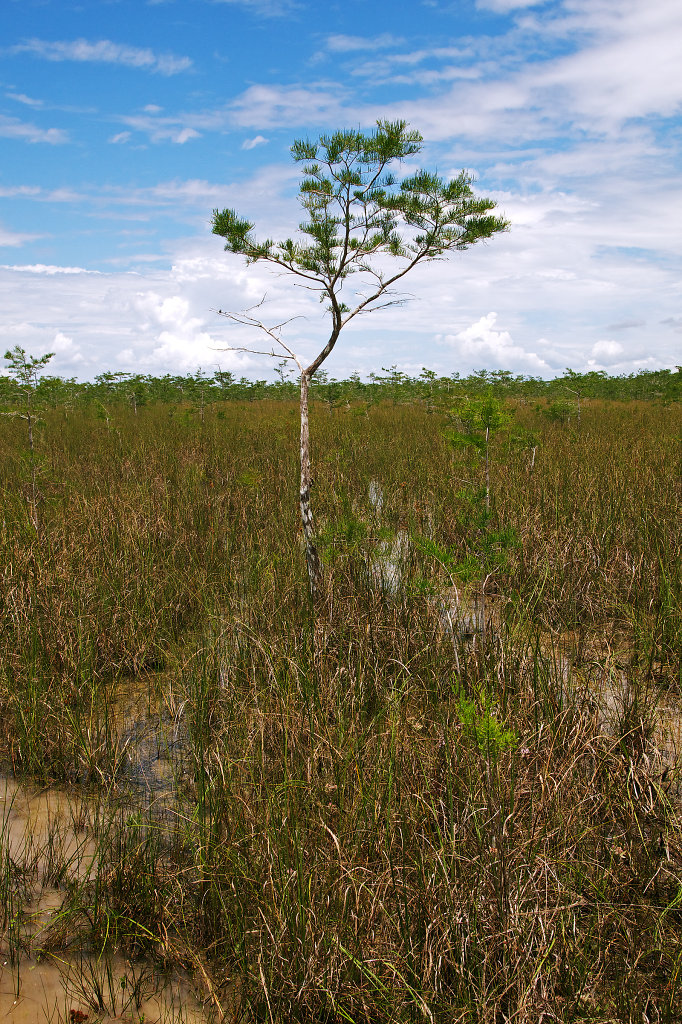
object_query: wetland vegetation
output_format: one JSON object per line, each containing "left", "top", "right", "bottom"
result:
{"left": 0, "top": 365, "right": 680, "bottom": 1022}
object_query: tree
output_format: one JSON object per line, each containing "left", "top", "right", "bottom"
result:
{"left": 446, "top": 394, "right": 512, "bottom": 512}
{"left": 3, "top": 346, "right": 54, "bottom": 530}
{"left": 212, "top": 119, "right": 508, "bottom": 599}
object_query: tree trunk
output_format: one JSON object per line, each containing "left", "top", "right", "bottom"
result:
{"left": 485, "top": 425, "right": 490, "bottom": 514}
{"left": 299, "top": 371, "right": 322, "bottom": 598}
{"left": 26, "top": 398, "right": 39, "bottom": 532}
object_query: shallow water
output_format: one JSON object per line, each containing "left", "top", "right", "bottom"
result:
{"left": 0, "top": 775, "right": 208, "bottom": 1022}
{"left": 110, "top": 676, "right": 190, "bottom": 801}
{"left": 0, "top": 955, "right": 206, "bottom": 1023}
{"left": 0, "top": 695, "right": 208, "bottom": 1024}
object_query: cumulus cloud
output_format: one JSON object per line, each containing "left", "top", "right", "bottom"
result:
{"left": 440, "top": 313, "right": 552, "bottom": 374}
{"left": 0, "top": 251, "right": 273, "bottom": 379}
{"left": 127, "top": 288, "right": 257, "bottom": 372}
{"left": 590, "top": 340, "right": 623, "bottom": 362}
{"left": 52, "top": 331, "right": 85, "bottom": 364}
{"left": 13, "top": 38, "right": 192, "bottom": 76}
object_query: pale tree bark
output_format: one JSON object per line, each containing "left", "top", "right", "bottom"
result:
{"left": 299, "top": 370, "right": 322, "bottom": 597}
{"left": 213, "top": 306, "right": 339, "bottom": 600}
{"left": 298, "top": 322, "right": 341, "bottom": 600}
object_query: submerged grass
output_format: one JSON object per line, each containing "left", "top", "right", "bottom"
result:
{"left": 0, "top": 397, "right": 680, "bottom": 1021}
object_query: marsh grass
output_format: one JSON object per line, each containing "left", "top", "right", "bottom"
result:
{"left": 0, "top": 397, "right": 680, "bottom": 1021}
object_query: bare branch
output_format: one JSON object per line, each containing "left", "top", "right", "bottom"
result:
{"left": 211, "top": 307, "right": 304, "bottom": 370}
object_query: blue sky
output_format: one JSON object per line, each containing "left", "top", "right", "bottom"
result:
{"left": 1, "top": 0, "right": 681, "bottom": 381}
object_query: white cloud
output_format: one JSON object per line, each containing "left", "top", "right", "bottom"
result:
{"left": 51, "top": 331, "right": 84, "bottom": 363}
{"left": 536, "top": 2, "right": 682, "bottom": 127}
{"left": 241, "top": 135, "right": 268, "bottom": 150}
{"left": 229, "top": 84, "right": 349, "bottom": 129}
{"left": 0, "top": 172, "right": 299, "bottom": 234}
{"left": 350, "top": 63, "right": 480, "bottom": 88}
{"left": 5, "top": 92, "right": 43, "bottom": 108}
{"left": 0, "top": 225, "right": 42, "bottom": 246}
{"left": 112, "top": 83, "right": 352, "bottom": 142}
{"left": 126, "top": 284, "right": 263, "bottom": 372}
{"left": 0, "top": 114, "right": 68, "bottom": 144}
{"left": 0, "top": 186, "right": 42, "bottom": 198}
{"left": 441, "top": 312, "right": 552, "bottom": 374}
{"left": 13, "top": 38, "right": 192, "bottom": 76}
{"left": 316, "top": 38, "right": 485, "bottom": 88}
{"left": 2, "top": 0, "right": 681, "bottom": 381}
{"left": 0, "top": 227, "right": 678, "bottom": 381}
{"left": 143, "top": 179, "right": 232, "bottom": 204}
{"left": 0, "top": 264, "right": 100, "bottom": 274}
{"left": 591, "top": 340, "right": 623, "bottom": 362}
{"left": 0, "top": 248, "right": 283, "bottom": 379}
{"left": 206, "top": 0, "right": 300, "bottom": 15}
{"left": 356, "top": 0, "right": 682, "bottom": 146}
{"left": 117, "top": 112, "right": 201, "bottom": 144}
{"left": 476, "top": 0, "right": 549, "bottom": 10}
{"left": 325, "top": 33, "right": 405, "bottom": 53}
{"left": 173, "top": 128, "right": 201, "bottom": 144}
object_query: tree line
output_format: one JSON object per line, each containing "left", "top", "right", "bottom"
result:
{"left": 1, "top": 361, "right": 680, "bottom": 413}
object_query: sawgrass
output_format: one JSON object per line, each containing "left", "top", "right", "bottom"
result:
{"left": 0, "top": 396, "right": 680, "bottom": 1021}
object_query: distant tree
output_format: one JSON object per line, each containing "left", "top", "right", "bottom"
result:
{"left": 212, "top": 119, "right": 508, "bottom": 599}
{"left": 3, "top": 346, "right": 54, "bottom": 530}
{"left": 35, "top": 374, "right": 80, "bottom": 411}
{"left": 213, "top": 369, "right": 235, "bottom": 392}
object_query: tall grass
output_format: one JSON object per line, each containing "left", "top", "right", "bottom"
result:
{"left": 0, "top": 397, "right": 680, "bottom": 1021}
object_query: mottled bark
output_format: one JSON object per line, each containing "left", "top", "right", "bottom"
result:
{"left": 299, "top": 370, "right": 322, "bottom": 598}
{"left": 298, "top": 322, "right": 341, "bottom": 600}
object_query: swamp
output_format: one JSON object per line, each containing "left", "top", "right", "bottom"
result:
{"left": 0, "top": 373, "right": 681, "bottom": 1022}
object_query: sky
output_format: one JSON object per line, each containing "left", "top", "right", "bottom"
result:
{"left": 1, "top": 0, "right": 681, "bottom": 382}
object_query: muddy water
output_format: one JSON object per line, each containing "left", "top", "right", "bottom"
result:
{"left": 0, "top": 688, "right": 209, "bottom": 1023}
{"left": 1, "top": 777, "right": 96, "bottom": 868}
{"left": 0, "top": 956, "right": 205, "bottom": 1023}
{"left": 576, "top": 661, "right": 682, "bottom": 759}
{"left": 110, "top": 675, "right": 190, "bottom": 801}
{"left": 0, "top": 777, "right": 209, "bottom": 1023}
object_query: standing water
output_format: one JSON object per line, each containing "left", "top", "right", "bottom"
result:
{"left": 0, "top": 679, "right": 209, "bottom": 1023}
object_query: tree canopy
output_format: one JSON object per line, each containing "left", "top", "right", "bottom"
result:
{"left": 212, "top": 119, "right": 509, "bottom": 376}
